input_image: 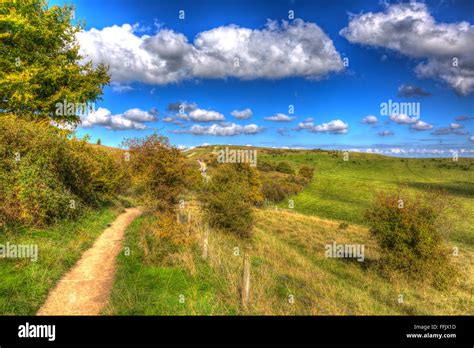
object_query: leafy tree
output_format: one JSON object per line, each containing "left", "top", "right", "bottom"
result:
{"left": 200, "top": 164, "right": 260, "bottom": 238}
{"left": 0, "top": 0, "right": 109, "bottom": 124}
{"left": 123, "top": 133, "right": 187, "bottom": 213}
{"left": 97, "top": 138, "right": 101, "bottom": 145}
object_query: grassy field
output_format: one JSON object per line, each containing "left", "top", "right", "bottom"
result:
{"left": 106, "top": 205, "right": 473, "bottom": 315}
{"left": 0, "top": 205, "right": 122, "bottom": 315}
{"left": 104, "top": 147, "right": 473, "bottom": 315}
{"left": 260, "top": 151, "right": 474, "bottom": 247}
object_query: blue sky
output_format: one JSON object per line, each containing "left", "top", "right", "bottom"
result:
{"left": 51, "top": 0, "right": 474, "bottom": 157}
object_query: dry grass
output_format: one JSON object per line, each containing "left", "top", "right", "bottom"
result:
{"left": 107, "top": 200, "right": 473, "bottom": 315}
{"left": 191, "top": 205, "right": 473, "bottom": 315}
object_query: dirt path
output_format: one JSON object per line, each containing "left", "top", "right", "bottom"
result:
{"left": 37, "top": 207, "right": 142, "bottom": 316}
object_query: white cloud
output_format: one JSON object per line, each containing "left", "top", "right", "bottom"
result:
{"left": 411, "top": 120, "right": 433, "bottom": 131}
{"left": 450, "top": 122, "right": 464, "bottom": 129}
{"left": 389, "top": 113, "right": 418, "bottom": 124}
{"left": 311, "top": 119, "right": 349, "bottom": 134}
{"left": 231, "top": 108, "right": 252, "bottom": 119}
{"left": 184, "top": 123, "right": 263, "bottom": 136}
{"left": 77, "top": 19, "right": 344, "bottom": 85}
{"left": 264, "top": 113, "right": 295, "bottom": 122}
{"left": 188, "top": 108, "right": 225, "bottom": 122}
{"left": 121, "top": 108, "right": 158, "bottom": 122}
{"left": 362, "top": 115, "right": 378, "bottom": 124}
{"left": 297, "top": 119, "right": 349, "bottom": 134}
{"left": 81, "top": 107, "right": 156, "bottom": 130}
{"left": 470, "top": 136, "right": 474, "bottom": 142}
{"left": 340, "top": 2, "right": 474, "bottom": 95}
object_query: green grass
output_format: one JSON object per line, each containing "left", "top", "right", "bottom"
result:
{"left": 103, "top": 215, "right": 237, "bottom": 315}
{"left": 0, "top": 206, "right": 121, "bottom": 315}
{"left": 106, "top": 206, "right": 474, "bottom": 315}
{"left": 260, "top": 152, "right": 473, "bottom": 245}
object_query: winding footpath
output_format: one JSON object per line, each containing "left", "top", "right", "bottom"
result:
{"left": 37, "top": 207, "right": 142, "bottom": 315}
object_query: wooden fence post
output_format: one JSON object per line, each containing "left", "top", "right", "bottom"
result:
{"left": 241, "top": 253, "right": 251, "bottom": 311}
{"left": 202, "top": 224, "right": 209, "bottom": 260}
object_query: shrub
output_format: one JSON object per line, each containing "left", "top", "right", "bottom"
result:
{"left": 0, "top": 115, "right": 123, "bottom": 227}
{"left": 365, "top": 189, "right": 458, "bottom": 289}
{"left": 261, "top": 175, "right": 304, "bottom": 203}
{"left": 257, "top": 160, "right": 275, "bottom": 172}
{"left": 123, "top": 133, "right": 187, "bottom": 213}
{"left": 140, "top": 212, "right": 196, "bottom": 265}
{"left": 199, "top": 164, "right": 259, "bottom": 238}
{"left": 276, "top": 161, "right": 295, "bottom": 174}
{"left": 298, "top": 165, "right": 314, "bottom": 181}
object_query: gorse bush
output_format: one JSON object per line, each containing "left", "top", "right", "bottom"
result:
{"left": 298, "top": 165, "right": 314, "bottom": 181}
{"left": 365, "top": 189, "right": 458, "bottom": 289}
{"left": 123, "top": 133, "right": 187, "bottom": 213}
{"left": 275, "top": 161, "right": 295, "bottom": 174}
{"left": 0, "top": 115, "right": 123, "bottom": 227}
{"left": 139, "top": 212, "right": 196, "bottom": 265}
{"left": 200, "top": 164, "right": 261, "bottom": 238}
{"left": 261, "top": 174, "right": 308, "bottom": 203}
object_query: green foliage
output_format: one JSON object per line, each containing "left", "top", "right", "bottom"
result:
{"left": 257, "top": 159, "right": 275, "bottom": 172}
{"left": 276, "top": 161, "right": 295, "bottom": 174}
{"left": 123, "top": 133, "right": 187, "bottom": 213}
{"left": 0, "top": 115, "right": 123, "bottom": 227}
{"left": 0, "top": 0, "right": 109, "bottom": 124}
{"left": 96, "top": 138, "right": 101, "bottom": 145}
{"left": 365, "top": 189, "right": 458, "bottom": 289}
{"left": 200, "top": 164, "right": 260, "bottom": 238}
{"left": 261, "top": 175, "right": 308, "bottom": 203}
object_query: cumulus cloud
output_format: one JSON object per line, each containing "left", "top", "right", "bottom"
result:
{"left": 411, "top": 120, "right": 433, "bottom": 131}
{"left": 312, "top": 120, "right": 349, "bottom": 134}
{"left": 398, "top": 84, "right": 431, "bottom": 97}
{"left": 362, "top": 115, "right": 378, "bottom": 124}
{"left": 121, "top": 108, "right": 158, "bottom": 122}
{"left": 81, "top": 107, "right": 157, "bottom": 130}
{"left": 264, "top": 113, "right": 295, "bottom": 122}
{"left": 231, "top": 108, "right": 252, "bottom": 119}
{"left": 295, "top": 119, "right": 315, "bottom": 130}
{"left": 77, "top": 19, "right": 344, "bottom": 85}
{"left": 378, "top": 130, "right": 394, "bottom": 136}
{"left": 432, "top": 122, "right": 467, "bottom": 135}
{"left": 182, "top": 123, "right": 263, "bottom": 136}
{"left": 188, "top": 108, "right": 225, "bottom": 122}
{"left": 470, "top": 136, "right": 474, "bottom": 142}
{"left": 297, "top": 119, "right": 348, "bottom": 134}
{"left": 340, "top": 2, "right": 474, "bottom": 95}
{"left": 389, "top": 113, "right": 418, "bottom": 124}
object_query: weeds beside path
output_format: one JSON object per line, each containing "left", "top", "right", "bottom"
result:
{"left": 37, "top": 207, "right": 142, "bottom": 315}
